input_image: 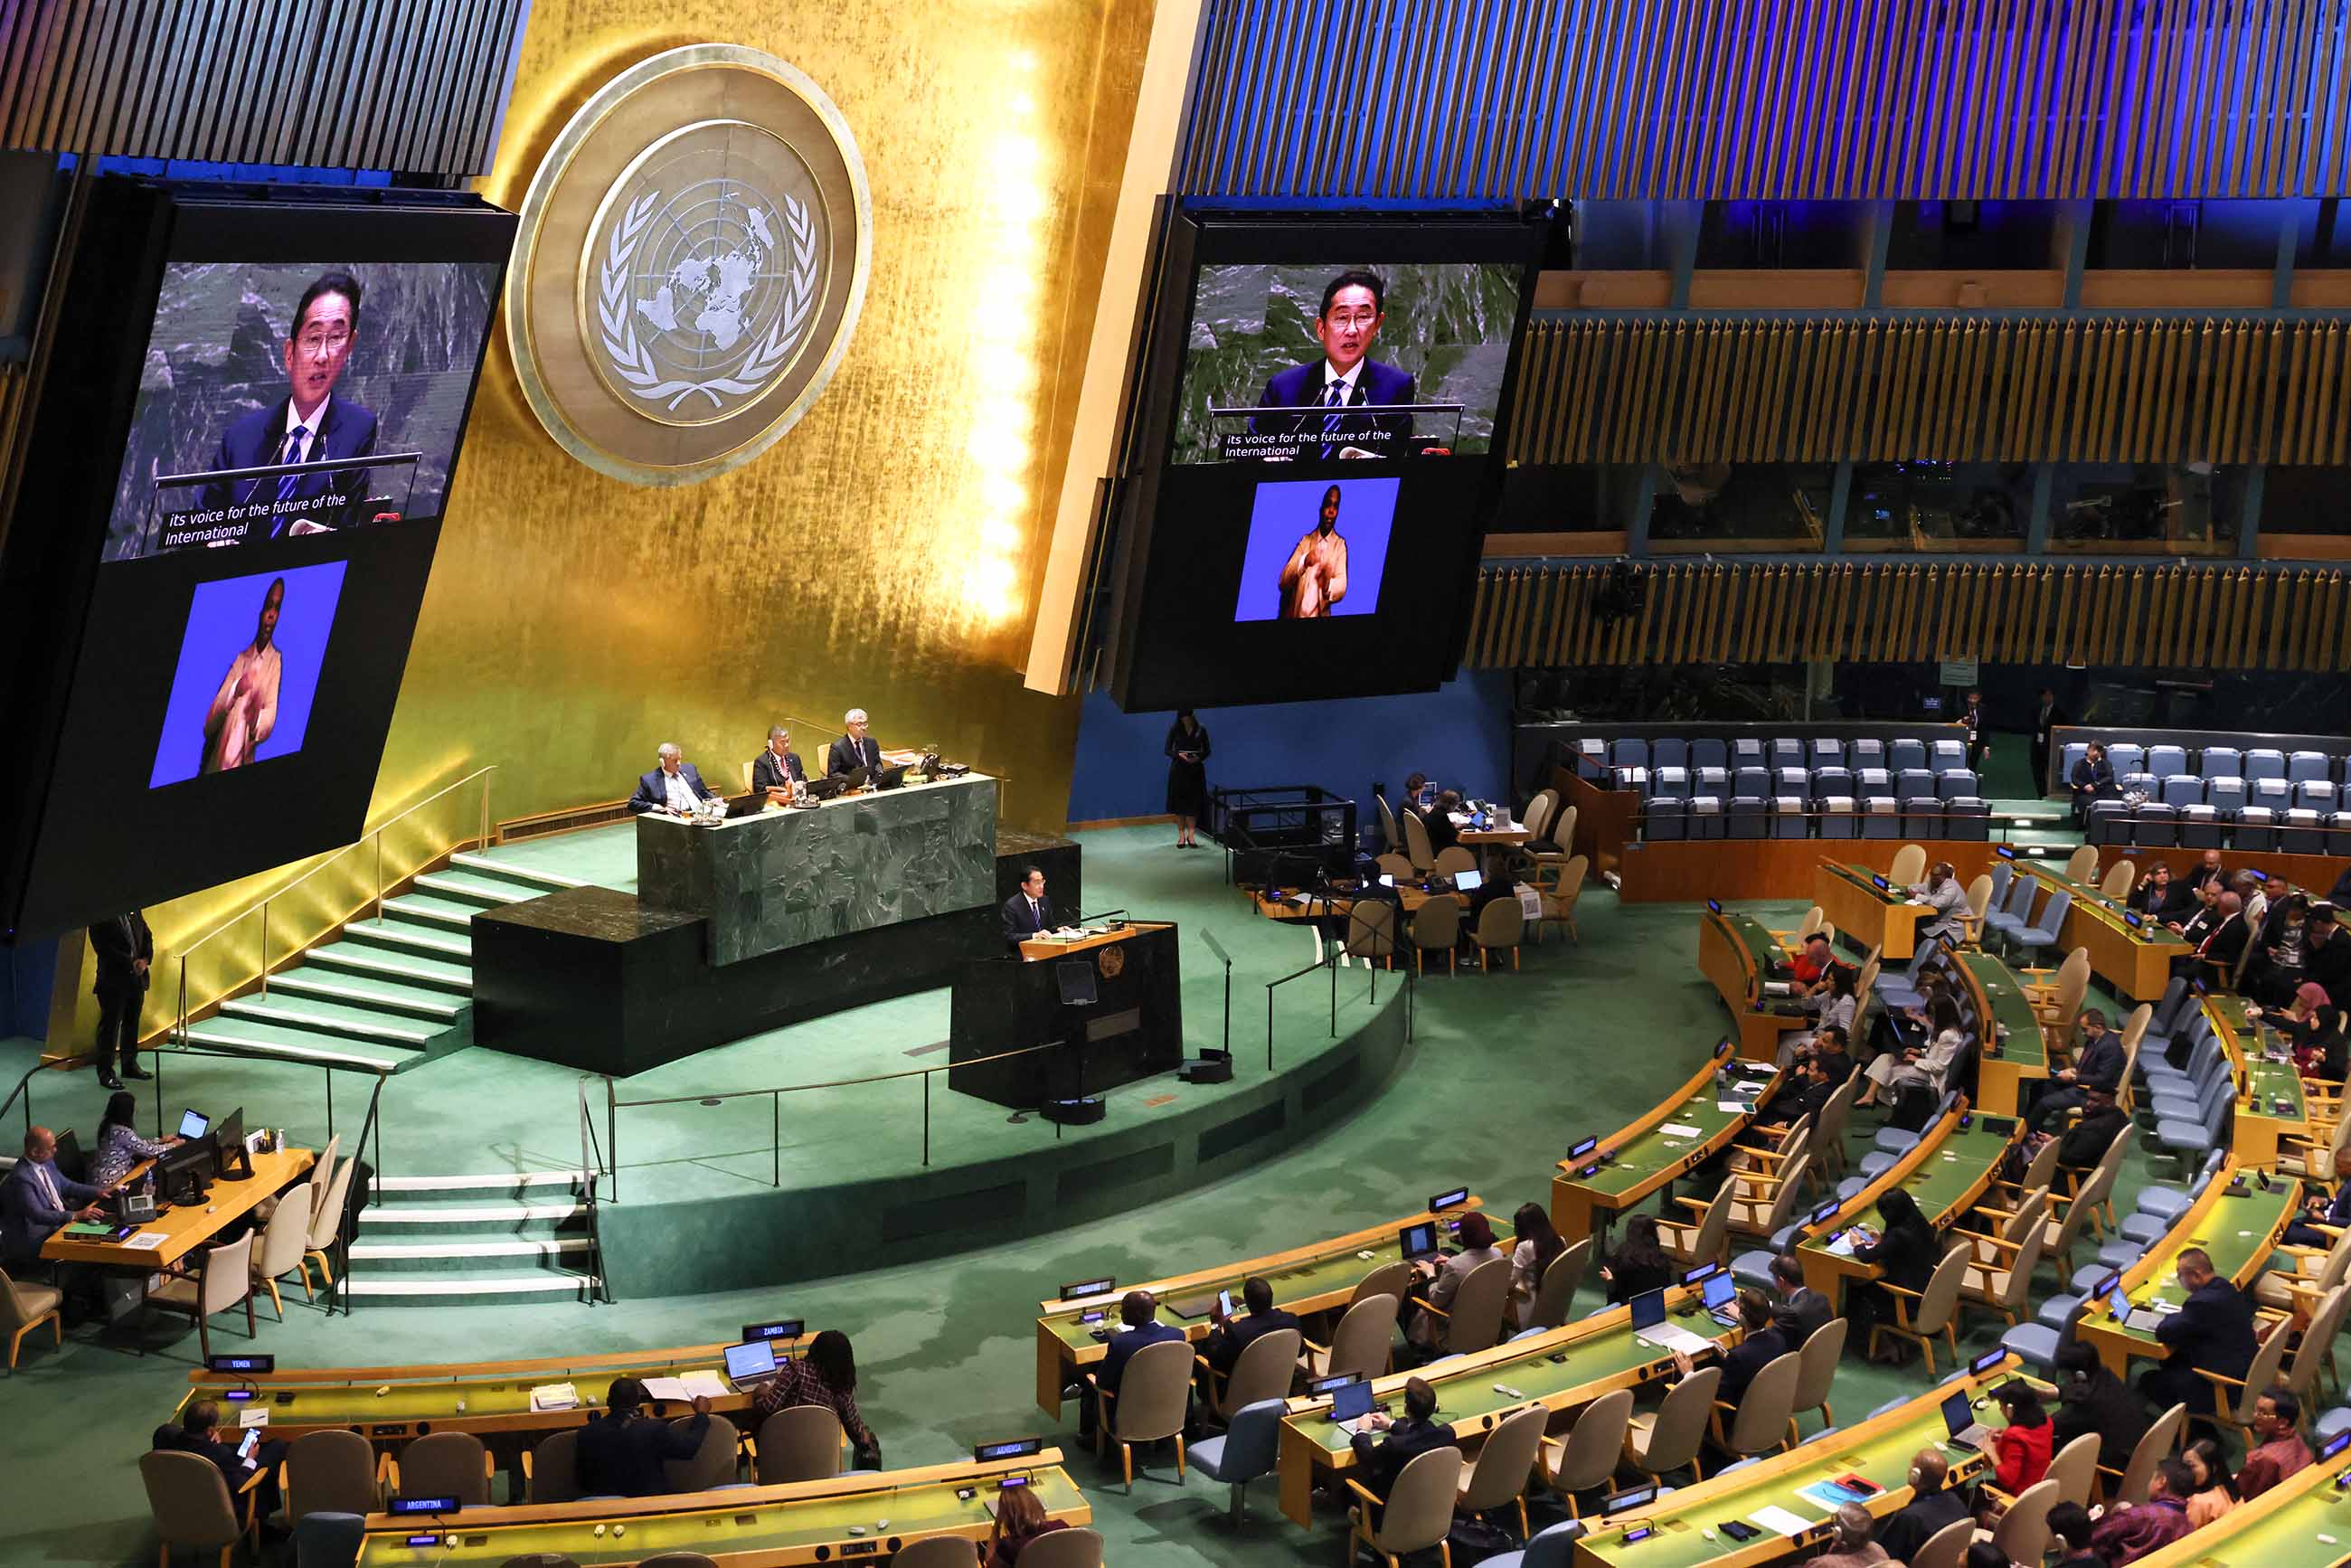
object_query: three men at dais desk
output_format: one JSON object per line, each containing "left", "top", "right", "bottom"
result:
{"left": 633, "top": 712, "right": 903, "bottom": 815}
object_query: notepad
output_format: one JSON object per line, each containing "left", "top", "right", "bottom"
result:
{"left": 1749, "top": 1506, "right": 1817, "bottom": 1535}
{"left": 1661, "top": 1123, "right": 1704, "bottom": 1138}
{"left": 529, "top": 1383, "right": 581, "bottom": 1412}
{"left": 239, "top": 1407, "right": 269, "bottom": 1429}
{"left": 1718, "top": 1100, "right": 1751, "bottom": 1112}
{"left": 1635, "top": 1323, "right": 1716, "bottom": 1356}
{"left": 125, "top": 1233, "right": 168, "bottom": 1251}
{"left": 62, "top": 1221, "right": 117, "bottom": 1236}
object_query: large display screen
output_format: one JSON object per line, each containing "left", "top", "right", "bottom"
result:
{"left": 104, "top": 261, "right": 501, "bottom": 560}
{"left": 1104, "top": 213, "right": 1546, "bottom": 712}
{"left": 0, "top": 183, "right": 514, "bottom": 940}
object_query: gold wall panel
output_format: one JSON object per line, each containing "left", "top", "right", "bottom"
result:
{"left": 56, "top": 0, "right": 1157, "bottom": 1053}
{"left": 1468, "top": 562, "right": 2351, "bottom": 673}
{"left": 1511, "top": 316, "right": 2351, "bottom": 468}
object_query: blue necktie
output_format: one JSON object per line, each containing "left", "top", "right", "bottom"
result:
{"left": 272, "top": 427, "right": 308, "bottom": 535}
{"left": 1319, "top": 381, "right": 1347, "bottom": 460}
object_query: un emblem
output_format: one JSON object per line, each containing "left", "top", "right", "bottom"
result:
{"left": 505, "top": 45, "right": 871, "bottom": 485}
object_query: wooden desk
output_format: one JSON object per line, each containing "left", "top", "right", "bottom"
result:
{"left": 1249, "top": 885, "right": 1464, "bottom": 922}
{"left": 2130, "top": 1436, "right": 2351, "bottom": 1567}
{"left": 1030, "top": 1200, "right": 1484, "bottom": 1415}
{"left": 1016, "top": 920, "right": 1171, "bottom": 963}
{"left": 1797, "top": 1106, "right": 2022, "bottom": 1312}
{"left": 1552, "top": 1049, "right": 1780, "bottom": 1240}
{"left": 2206, "top": 996, "right": 2313, "bottom": 1168}
{"left": 178, "top": 1337, "right": 813, "bottom": 1446}
{"left": 1955, "top": 952, "right": 2051, "bottom": 1118}
{"left": 1276, "top": 1287, "right": 1739, "bottom": 1526}
{"left": 1572, "top": 1357, "right": 2018, "bottom": 1567}
{"left": 1697, "top": 909, "right": 1811, "bottom": 1062}
{"left": 42, "top": 1146, "right": 314, "bottom": 1269}
{"left": 1813, "top": 862, "right": 1922, "bottom": 960}
{"left": 2074, "top": 1162, "right": 2299, "bottom": 1378}
{"left": 1458, "top": 824, "right": 1532, "bottom": 881}
{"left": 2017, "top": 866, "right": 2191, "bottom": 1002}
{"left": 354, "top": 1451, "right": 1089, "bottom": 1567}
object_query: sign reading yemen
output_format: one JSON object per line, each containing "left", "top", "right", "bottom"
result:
{"left": 505, "top": 44, "right": 872, "bottom": 486}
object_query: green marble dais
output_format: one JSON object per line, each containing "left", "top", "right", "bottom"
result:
{"left": 637, "top": 775, "right": 998, "bottom": 965}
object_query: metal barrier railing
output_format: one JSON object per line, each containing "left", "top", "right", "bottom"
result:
{"left": 172, "top": 764, "right": 498, "bottom": 1053}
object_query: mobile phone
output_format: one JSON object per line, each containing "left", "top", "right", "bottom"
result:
{"left": 1719, "top": 1520, "right": 1761, "bottom": 1542}
{"left": 238, "top": 1431, "right": 260, "bottom": 1460}
{"left": 1217, "top": 1289, "right": 1233, "bottom": 1316}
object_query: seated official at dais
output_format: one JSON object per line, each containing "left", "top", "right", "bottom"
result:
{"left": 751, "top": 724, "right": 807, "bottom": 800}
{"left": 828, "top": 708, "right": 886, "bottom": 778}
{"left": 628, "top": 742, "right": 720, "bottom": 817}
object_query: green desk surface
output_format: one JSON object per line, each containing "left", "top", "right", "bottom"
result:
{"left": 1565, "top": 1065, "right": 1780, "bottom": 1203}
{"left": 355, "top": 1469, "right": 1087, "bottom": 1566}
{"left": 2136, "top": 1450, "right": 2351, "bottom": 1566}
{"left": 1829, "top": 864, "right": 1903, "bottom": 905}
{"left": 2102, "top": 1179, "right": 2302, "bottom": 1349}
{"left": 2024, "top": 868, "right": 2186, "bottom": 949}
{"left": 2238, "top": 1015, "right": 2309, "bottom": 1123}
{"left": 1039, "top": 1233, "right": 1424, "bottom": 1354}
{"left": 184, "top": 1353, "right": 742, "bottom": 1427}
{"left": 1799, "top": 1120, "right": 2018, "bottom": 1267}
{"left": 1578, "top": 1375, "right": 2006, "bottom": 1566}
{"left": 1293, "top": 1304, "right": 1735, "bottom": 1459}
{"left": 1958, "top": 953, "right": 2047, "bottom": 1071}
{"left": 1716, "top": 912, "right": 1788, "bottom": 974}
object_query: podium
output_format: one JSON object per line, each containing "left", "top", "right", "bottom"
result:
{"left": 948, "top": 923, "right": 1182, "bottom": 1109}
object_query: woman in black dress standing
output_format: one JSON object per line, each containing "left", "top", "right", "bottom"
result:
{"left": 1165, "top": 710, "right": 1210, "bottom": 847}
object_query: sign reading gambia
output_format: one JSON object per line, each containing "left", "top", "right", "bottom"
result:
{"left": 505, "top": 45, "right": 872, "bottom": 486}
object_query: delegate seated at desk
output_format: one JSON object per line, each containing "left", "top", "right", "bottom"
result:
{"left": 1348, "top": 1376, "right": 1455, "bottom": 1520}
{"left": 2, "top": 1126, "right": 106, "bottom": 1265}
{"left": 152, "top": 1400, "right": 288, "bottom": 1522}
{"left": 574, "top": 1376, "right": 713, "bottom": 1497}
{"left": 2136, "top": 1246, "right": 2256, "bottom": 1417}
{"left": 751, "top": 724, "right": 807, "bottom": 800}
{"left": 628, "top": 743, "right": 720, "bottom": 817}
{"left": 1003, "top": 867, "right": 1074, "bottom": 945}
{"left": 828, "top": 708, "right": 885, "bottom": 778}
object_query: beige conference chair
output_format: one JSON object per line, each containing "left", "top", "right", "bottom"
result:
{"left": 1430, "top": 845, "right": 1477, "bottom": 882}
{"left": 2106, "top": 1403, "right": 2187, "bottom": 1504}
{"left": 1301, "top": 1292, "right": 1395, "bottom": 1383}
{"left": 1375, "top": 851, "right": 1416, "bottom": 883}
{"left": 287, "top": 1427, "right": 382, "bottom": 1518}
{"left": 1530, "top": 853, "right": 1588, "bottom": 944}
{"left": 2, "top": 1265, "right": 63, "bottom": 1369}
{"left": 524, "top": 1430, "right": 581, "bottom": 1504}
{"left": 302, "top": 1154, "right": 357, "bottom": 1290}
{"left": 1910, "top": 1516, "right": 1978, "bottom": 1568}
{"left": 1346, "top": 1444, "right": 1462, "bottom": 1568}
{"left": 662, "top": 1412, "right": 741, "bottom": 1492}
{"left": 1418, "top": 1256, "right": 1512, "bottom": 1356}
{"left": 1959, "top": 874, "right": 1994, "bottom": 946}
{"left": 752, "top": 1405, "right": 843, "bottom": 1484}
{"left": 1345, "top": 899, "right": 1398, "bottom": 969}
{"left": 1376, "top": 792, "right": 1402, "bottom": 854}
{"left": 1527, "top": 1237, "right": 1593, "bottom": 1329}
{"left": 1352, "top": 1261, "right": 1414, "bottom": 1308}
{"left": 2100, "top": 858, "right": 2138, "bottom": 900}
{"left": 1009, "top": 1527, "right": 1102, "bottom": 1568}
{"left": 1867, "top": 1242, "right": 1970, "bottom": 1376}
{"left": 1626, "top": 1363, "right": 1720, "bottom": 1485}
{"left": 1655, "top": 1183, "right": 1735, "bottom": 1271}
{"left": 250, "top": 1184, "right": 315, "bottom": 1318}
{"left": 1091, "top": 1337, "right": 1190, "bottom": 1490}
{"left": 149, "top": 1233, "right": 254, "bottom": 1362}
{"left": 1409, "top": 898, "right": 1461, "bottom": 976}
{"left": 1202, "top": 1326, "right": 1300, "bottom": 1423}
{"left": 1990, "top": 1476, "right": 2063, "bottom": 1564}
{"left": 637, "top": 1554, "right": 721, "bottom": 1568}
{"left": 1789, "top": 1317, "right": 1847, "bottom": 1440}
{"left": 1402, "top": 811, "right": 1436, "bottom": 874}
{"left": 140, "top": 1448, "right": 260, "bottom": 1568}
{"left": 1457, "top": 1400, "right": 1548, "bottom": 1540}
{"left": 1542, "top": 1386, "right": 1631, "bottom": 1517}
{"left": 1890, "top": 844, "right": 1928, "bottom": 885}
{"left": 885, "top": 1538, "right": 978, "bottom": 1568}
{"left": 255, "top": 1130, "right": 337, "bottom": 1230}
{"left": 1708, "top": 1350, "right": 1802, "bottom": 1460}
{"left": 390, "top": 1430, "right": 493, "bottom": 1507}
{"left": 2063, "top": 845, "right": 2101, "bottom": 883}
{"left": 1470, "top": 898, "right": 1525, "bottom": 971}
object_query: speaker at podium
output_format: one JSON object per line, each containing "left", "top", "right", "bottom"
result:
{"left": 948, "top": 921, "right": 1183, "bottom": 1110}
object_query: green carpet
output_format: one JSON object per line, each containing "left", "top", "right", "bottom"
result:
{"left": 0, "top": 828, "right": 2214, "bottom": 1566}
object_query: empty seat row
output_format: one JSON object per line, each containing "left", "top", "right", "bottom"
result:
{"left": 1578, "top": 736, "right": 1965, "bottom": 779}
{"left": 2062, "top": 741, "right": 2350, "bottom": 787}
{"left": 2084, "top": 798, "right": 2351, "bottom": 854}
{"left": 2115, "top": 775, "right": 2340, "bottom": 812}
{"left": 1643, "top": 765, "right": 1980, "bottom": 802}
{"left": 1645, "top": 795, "right": 1990, "bottom": 842}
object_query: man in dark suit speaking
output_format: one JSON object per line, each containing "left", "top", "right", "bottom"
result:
{"left": 1251, "top": 269, "right": 1418, "bottom": 460}
{"left": 198, "top": 271, "right": 380, "bottom": 540}
{"left": 1003, "top": 866, "right": 1062, "bottom": 944}
{"left": 628, "top": 743, "right": 720, "bottom": 817}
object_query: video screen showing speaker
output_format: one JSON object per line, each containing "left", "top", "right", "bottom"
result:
{"left": 102, "top": 260, "right": 501, "bottom": 560}
{"left": 1103, "top": 213, "right": 1546, "bottom": 713}
{"left": 1171, "top": 261, "right": 1523, "bottom": 466}
{"left": 0, "top": 181, "right": 515, "bottom": 940}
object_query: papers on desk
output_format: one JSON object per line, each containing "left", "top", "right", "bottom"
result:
{"left": 1824, "top": 1233, "right": 1859, "bottom": 1257}
{"left": 1749, "top": 1505, "right": 1818, "bottom": 1536}
{"left": 239, "top": 1406, "right": 269, "bottom": 1429}
{"left": 1762, "top": 981, "right": 1793, "bottom": 997}
{"left": 125, "top": 1232, "right": 168, "bottom": 1251}
{"left": 530, "top": 1383, "right": 581, "bottom": 1412}
{"left": 1718, "top": 1100, "right": 1751, "bottom": 1113}
{"left": 640, "top": 1372, "right": 727, "bottom": 1403}
{"left": 1635, "top": 1323, "right": 1716, "bottom": 1356}
{"left": 1660, "top": 1123, "right": 1704, "bottom": 1138}
{"left": 1796, "top": 1479, "right": 1877, "bottom": 1511}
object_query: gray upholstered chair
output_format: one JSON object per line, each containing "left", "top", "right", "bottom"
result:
{"left": 391, "top": 1430, "right": 492, "bottom": 1506}
{"left": 1187, "top": 1395, "right": 1284, "bottom": 1522}
{"left": 752, "top": 1405, "right": 843, "bottom": 1484}
{"left": 661, "top": 1412, "right": 741, "bottom": 1492}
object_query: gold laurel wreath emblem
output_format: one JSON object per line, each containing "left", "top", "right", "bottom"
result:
{"left": 595, "top": 189, "right": 819, "bottom": 414}
{"left": 1097, "top": 944, "right": 1126, "bottom": 979}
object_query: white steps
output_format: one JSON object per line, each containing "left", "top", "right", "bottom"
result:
{"left": 450, "top": 851, "right": 590, "bottom": 890}
{"left": 345, "top": 1274, "right": 601, "bottom": 1299}
{"left": 376, "top": 1170, "right": 582, "bottom": 1193}
{"left": 346, "top": 1169, "right": 600, "bottom": 1302}
{"left": 348, "top": 1238, "right": 594, "bottom": 1261}
{"left": 360, "top": 1203, "right": 585, "bottom": 1225}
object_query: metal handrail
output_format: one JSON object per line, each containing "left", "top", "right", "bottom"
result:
{"left": 577, "top": 1076, "right": 610, "bottom": 1305}
{"left": 593, "top": 1037, "right": 1081, "bottom": 1201}
{"left": 333, "top": 1072, "right": 387, "bottom": 1317}
{"left": 173, "top": 764, "right": 497, "bottom": 1049}
{"left": 1, "top": 1055, "right": 61, "bottom": 1138}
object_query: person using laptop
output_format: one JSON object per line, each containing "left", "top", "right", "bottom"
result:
{"left": 574, "top": 1377, "right": 713, "bottom": 1497}
{"left": 1200, "top": 1275, "right": 1298, "bottom": 1381}
{"left": 1347, "top": 1376, "right": 1454, "bottom": 1522}
{"left": 1675, "top": 1289, "right": 1785, "bottom": 1421}
{"left": 827, "top": 708, "right": 886, "bottom": 779}
{"left": 1407, "top": 1210, "right": 1501, "bottom": 1349}
{"left": 2139, "top": 1247, "right": 2256, "bottom": 1418}
{"left": 1873, "top": 1449, "right": 1970, "bottom": 1562}
{"left": 749, "top": 1329, "right": 881, "bottom": 1470}
{"left": 1769, "top": 1252, "right": 1833, "bottom": 1343}
{"left": 89, "top": 1089, "right": 184, "bottom": 1189}
{"left": 1976, "top": 1382, "right": 2054, "bottom": 1504}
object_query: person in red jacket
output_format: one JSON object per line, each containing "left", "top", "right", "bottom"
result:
{"left": 1976, "top": 1381, "right": 2054, "bottom": 1501}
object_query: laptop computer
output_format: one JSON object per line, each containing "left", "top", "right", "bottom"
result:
{"left": 1327, "top": 1378, "right": 1377, "bottom": 1433}
{"left": 2111, "top": 1285, "right": 2169, "bottom": 1333}
{"left": 723, "top": 1339, "right": 783, "bottom": 1392}
{"left": 1700, "top": 1270, "right": 1739, "bottom": 1326}
{"left": 1629, "top": 1287, "right": 1716, "bottom": 1355}
{"left": 873, "top": 763, "right": 909, "bottom": 790}
{"left": 1454, "top": 869, "right": 1483, "bottom": 892}
{"left": 805, "top": 774, "right": 852, "bottom": 800}
{"left": 1941, "top": 1388, "right": 1993, "bottom": 1451}
{"left": 1398, "top": 1222, "right": 1441, "bottom": 1261}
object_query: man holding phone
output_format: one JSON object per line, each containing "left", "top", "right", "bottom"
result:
{"left": 150, "top": 1400, "right": 288, "bottom": 1525}
{"left": 1199, "top": 1275, "right": 1299, "bottom": 1384}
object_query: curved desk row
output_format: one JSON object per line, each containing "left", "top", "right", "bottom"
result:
{"left": 1813, "top": 863, "right": 1923, "bottom": 962}
{"left": 2075, "top": 1162, "right": 2301, "bottom": 1379}
{"left": 1276, "top": 1282, "right": 1741, "bottom": 1526}
{"left": 1031, "top": 1200, "right": 1485, "bottom": 1414}
{"left": 1954, "top": 951, "right": 2050, "bottom": 1119}
{"left": 2205, "top": 995, "right": 2315, "bottom": 1169}
{"left": 1697, "top": 910, "right": 1813, "bottom": 1063}
{"left": 2133, "top": 1436, "right": 2351, "bottom": 1567}
{"left": 354, "top": 1451, "right": 1089, "bottom": 1567}
{"left": 2016, "top": 864, "right": 2192, "bottom": 1003}
{"left": 1552, "top": 1044, "right": 1780, "bottom": 1241}
{"left": 1797, "top": 1104, "right": 2025, "bottom": 1313}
